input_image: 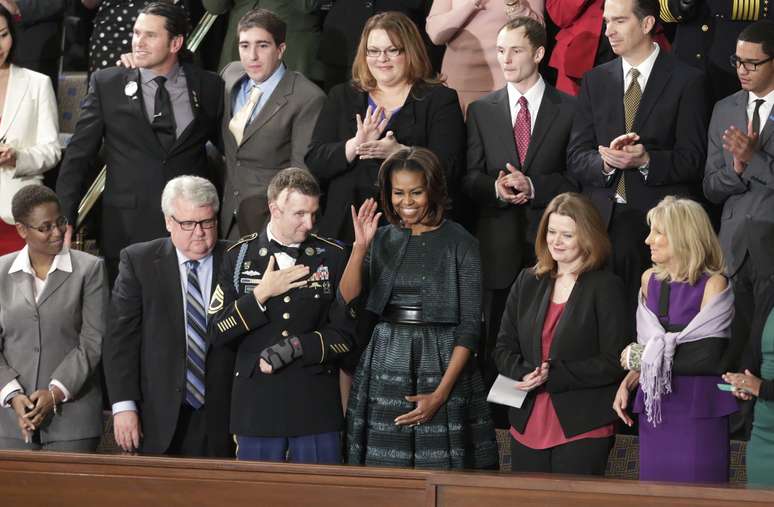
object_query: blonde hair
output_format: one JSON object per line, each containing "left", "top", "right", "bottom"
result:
{"left": 533, "top": 193, "right": 611, "bottom": 277}
{"left": 646, "top": 196, "right": 725, "bottom": 284}
{"left": 351, "top": 11, "right": 442, "bottom": 92}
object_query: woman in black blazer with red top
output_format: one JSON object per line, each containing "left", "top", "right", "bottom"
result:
{"left": 494, "top": 192, "right": 630, "bottom": 475}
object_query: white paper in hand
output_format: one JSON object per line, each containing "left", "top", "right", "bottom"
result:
{"left": 487, "top": 374, "right": 528, "bottom": 409}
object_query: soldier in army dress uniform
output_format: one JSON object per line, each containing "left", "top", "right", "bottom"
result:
{"left": 208, "top": 167, "right": 355, "bottom": 463}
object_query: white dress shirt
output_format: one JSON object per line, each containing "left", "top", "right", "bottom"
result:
{"left": 1, "top": 246, "right": 73, "bottom": 406}
{"left": 495, "top": 77, "right": 546, "bottom": 201}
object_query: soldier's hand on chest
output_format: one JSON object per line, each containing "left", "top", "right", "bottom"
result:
{"left": 253, "top": 256, "right": 310, "bottom": 305}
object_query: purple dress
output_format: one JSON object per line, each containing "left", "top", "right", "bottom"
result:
{"left": 633, "top": 274, "right": 738, "bottom": 483}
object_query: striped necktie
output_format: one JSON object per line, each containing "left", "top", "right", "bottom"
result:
{"left": 185, "top": 260, "right": 206, "bottom": 409}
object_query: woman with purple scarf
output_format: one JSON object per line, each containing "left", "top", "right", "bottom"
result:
{"left": 613, "top": 196, "right": 738, "bottom": 483}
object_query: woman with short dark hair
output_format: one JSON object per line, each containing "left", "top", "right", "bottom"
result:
{"left": 341, "top": 147, "right": 498, "bottom": 469}
{"left": 495, "top": 192, "right": 629, "bottom": 475}
{"left": 0, "top": 185, "right": 107, "bottom": 452}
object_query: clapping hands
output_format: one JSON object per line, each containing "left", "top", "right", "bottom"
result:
{"left": 496, "top": 163, "right": 531, "bottom": 205}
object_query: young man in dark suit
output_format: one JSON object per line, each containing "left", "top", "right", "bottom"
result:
{"left": 56, "top": 2, "right": 223, "bottom": 281}
{"left": 464, "top": 17, "right": 579, "bottom": 424}
{"left": 103, "top": 176, "right": 235, "bottom": 457}
{"left": 567, "top": 0, "right": 709, "bottom": 316}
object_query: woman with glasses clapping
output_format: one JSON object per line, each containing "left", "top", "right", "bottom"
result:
{"left": 306, "top": 11, "right": 466, "bottom": 244}
{"left": 0, "top": 185, "right": 107, "bottom": 452}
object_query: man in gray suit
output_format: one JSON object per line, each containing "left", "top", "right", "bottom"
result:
{"left": 219, "top": 8, "right": 325, "bottom": 239}
{"left": 703, "top": 20, "right": 774, "bottom": 373}
{"left": 704, "top": 20, "right": 774, "bottom": 274}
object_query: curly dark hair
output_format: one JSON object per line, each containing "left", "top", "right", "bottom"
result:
{"left": 11, "top": 185, "right": 60, "bottom": 224}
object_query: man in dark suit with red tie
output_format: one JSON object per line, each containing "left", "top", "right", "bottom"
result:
{"left": 56, "top": 2, "right": 223, "bottom": 281}
{"left": 567, "top": 0, "right": 708, "bottom": 316}
{"left": 464, "top": 17, "right": 579, "bottom": 424}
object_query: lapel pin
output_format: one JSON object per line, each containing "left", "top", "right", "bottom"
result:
{"left": 124, "top": 81, "right": 138, "bottom": 97}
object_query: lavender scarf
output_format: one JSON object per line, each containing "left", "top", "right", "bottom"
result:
{"left": 636, "top": 283, "right": 734, "bottom": 426}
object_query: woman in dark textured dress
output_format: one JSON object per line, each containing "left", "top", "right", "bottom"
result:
{"left": 340, "top": 147, "right": 498, "bottom": 469}
{"left": 614, "top": 196, "right": 737, "bottom": 483}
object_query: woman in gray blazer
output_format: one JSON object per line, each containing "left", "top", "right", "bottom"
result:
{"left": 0, "top": 185, "right": 107, "bottom": 451}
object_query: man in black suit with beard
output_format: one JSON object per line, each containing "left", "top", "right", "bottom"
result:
{"left": 56, "top": 2, "right": 223, "bottom": 281}
{"left": 567, "top": 0, "right": 708, "bottom": 317}
{"left": 103, "top": 176, "right": 235, "bottom": 457}
{"left": 464, "top": 17, "right": 578, "bottom": 424}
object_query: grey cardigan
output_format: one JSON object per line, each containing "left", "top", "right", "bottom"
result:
{"left": 364, "top": 221, "right": 481, "bottom": 351}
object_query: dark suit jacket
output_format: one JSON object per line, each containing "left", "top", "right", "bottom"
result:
{"left": 103, "top": 238, "right": 235, "bottom": 457}
{"left": 56, "top": 64, "right": 224, "bottom": 259}
{"left": 305, "top": 82, "right": 466, "bottom": 240}
{"left": 494, "top": 268, "right": 629, "bottom": 437}
{"left": 567, "top": 51, "right": 708, "bottom": 225}
{"left": 464, "top": 84, "right": 579, "bottom": 289}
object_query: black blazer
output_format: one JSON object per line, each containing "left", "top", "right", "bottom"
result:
{"left": 103, "top": 238, "right": 236, "bottom": 457}
{"left": 494, "top": 268, "right": 630, "bottom": 437}
{"left": 56, "top": 64, "right": 224, "bottom": 259}
{"left": 464, "top": 84, "right": 579, "bottom": 290}
{"left": 567, "top": 51, "right": 708, "bottom": 225}
{"left": 305, "top": 82, "right": 466, "bottom": 241}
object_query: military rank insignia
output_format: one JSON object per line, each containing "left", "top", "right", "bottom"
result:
{"left": 208, "top": 285, "right": 224, "bottom": 315}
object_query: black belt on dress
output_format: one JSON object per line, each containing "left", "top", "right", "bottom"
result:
{"left": 381, "top": 305, "right": 425, "bottom": 325}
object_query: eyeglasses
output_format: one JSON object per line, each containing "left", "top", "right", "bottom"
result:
{"left": 170, "top": 215, "right": 217, "bottom": 231}
{"left": 22, "top": 215, "right": 68, "bottom": 234}
{"left": 366, "top": 47, "right": 404, "bottom": 58}
{"left": 730, "top": 54, "right": 774, "bottom": 72}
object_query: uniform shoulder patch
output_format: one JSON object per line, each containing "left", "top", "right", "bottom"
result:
{"left": 311, "top": 234, "right": 345, "bottom": 250}
{"left": 226, "top": 232, "right": 258, "bottom": 252}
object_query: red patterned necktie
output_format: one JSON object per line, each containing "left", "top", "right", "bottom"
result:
{"left": 513, "top": 95, "right": 531, "bottom": 166}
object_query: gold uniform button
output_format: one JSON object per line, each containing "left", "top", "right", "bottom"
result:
{"left": 281, "top": 330, "right": 289, "bottom": 337}
{"left": 696, "top": 53, "right": 702, "bottom": 59}
{"left": 701, "top": 24, "right": 708, "bottom": 32}
{"left": 284, "top": 296, "right": 291, "bottom": 303}
{"left": 314, "top": 294, "right": 320, "bottom": 299}
{"left": 283, "top": 313, "right": 290, "bottom": 320}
